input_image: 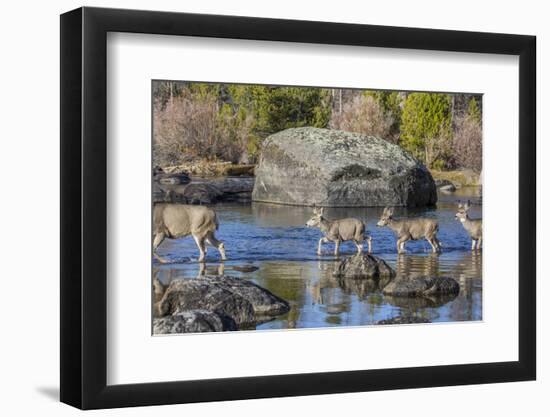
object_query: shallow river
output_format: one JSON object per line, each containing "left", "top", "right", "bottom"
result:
{"left": 154, "top": 188, "right": 482, "bottom": 329}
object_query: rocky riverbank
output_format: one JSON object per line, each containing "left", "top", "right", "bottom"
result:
{"left": 153, "top": 177, "right": 255, "bottom": 204}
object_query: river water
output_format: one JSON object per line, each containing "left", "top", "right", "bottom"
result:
{"left": 154, "top": 188, "right": 482, "bottom": 329}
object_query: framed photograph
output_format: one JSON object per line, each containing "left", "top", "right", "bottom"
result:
{"left": 60, "top": 6, "right": 536, "bottom": 409}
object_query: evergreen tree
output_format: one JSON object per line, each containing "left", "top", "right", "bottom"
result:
{"left": 400, "top": 92, "right": 452, "bottom": 167}
{"left": 250, "top": 86, "right": 332, "bottom": 136}
{"left": 467, "top": 97, "right": 482, "bottom": 124}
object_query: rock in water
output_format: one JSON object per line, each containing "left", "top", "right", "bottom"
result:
{"left": 153, "top": 309, "right": 237, "bottom": 334}
{"left": 376, "top": 316, "right": 431, "bottom": 325}
{"left": 252, "top": 127, "right": 437, "bottom": 207}
{"left": 157, "top": 276, "right": 290, "bottom": 327}
{"left": 382, "top": 276, "right": 459, "bottom": 297}
{"left": 333, "top": 253, "right": 396, "bottom": 280}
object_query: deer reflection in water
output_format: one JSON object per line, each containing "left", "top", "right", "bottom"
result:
{"left": 394, "top": 253, "right": 440, "bottom": 278}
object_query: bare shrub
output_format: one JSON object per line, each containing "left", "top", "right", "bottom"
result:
{"left": 424, "top": 129, "right": 453, "bottom": 170}
{"left": 452, "top": 115, "right": 482, "bottom": 172}
{"left": 153, "top": 94, "right": 218, "bottom": 166}
{"left": 329, "top": 95, "right": 395, "bottom": 141}
{"left": 153, "top": 94, "right": 252, "bottom": 166}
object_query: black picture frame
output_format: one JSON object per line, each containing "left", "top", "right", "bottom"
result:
{"left": 60, "top": 6, "right": 536, "bottom": 410}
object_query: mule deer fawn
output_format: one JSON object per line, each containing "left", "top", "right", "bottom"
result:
{"left": 455, "top": 200, "right": 482, "bottom": 251}
{"left": 376, "top": 207, "right": 441, "bottom": 254}
{"left": 153, "top": 203, "right": 226, "bottom": 263}
{"left": 306, "top": 207, "right": 372, "bottom": 255}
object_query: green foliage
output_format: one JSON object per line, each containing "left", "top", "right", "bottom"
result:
{"left": 153, "top": 80, "right": 481, "bottom": 171}
{"left": 250, "top": 87, "right": 332, "bottom": 135}
{"left": 400, "top": 93, "right": 452, "bottom": 166}
{"left": 467, "top": 97, "right": 481, "bottom": 124}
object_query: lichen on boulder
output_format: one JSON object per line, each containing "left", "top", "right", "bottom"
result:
{"left": 156, "top": 276, "right": 290, "bottom": 329}
{"left": 153, "top": 309, "right": 237, "bottom": 334}
{"left": 252, "top": 127, "right": 437, "bottom": 207}
{"left": 333, "top": 253, "right": 396, "bottom": 280}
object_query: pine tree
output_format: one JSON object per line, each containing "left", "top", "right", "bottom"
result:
{"left": 400, "top": 93, "right": 452, "bottom": 168}
{"left": 467, "top": 97, "right": 482, "bottom": 124}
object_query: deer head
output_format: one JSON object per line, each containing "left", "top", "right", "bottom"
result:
{"left": 306, "top": 207, "right": 325, "bottom": 227}
{"left": 377, "top": 207, "right": 394, "bottom": 227}
{"left": 455, "top": 200, "right": 471, "bottom": 221}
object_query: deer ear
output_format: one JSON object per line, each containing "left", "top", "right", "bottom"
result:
{"left": 388, "top": 207, "right": 394, "bottom": 216}
{"left": 319, "top": 208, "right": 325, "bottom": 215}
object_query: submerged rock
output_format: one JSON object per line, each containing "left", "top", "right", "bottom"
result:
{"left": 382, "top": 276, "right": 459, "bottom": 297}
{"left": 157, "top": 275, "right": 290, "bottom": 327}
{"left": 384, "top": 293, "right": 458, "bottom": 309}
{"left": 232, "top": 265, "right": 260, "bottom": 273}
{"left": 333, "top": 253, "right": 396, "bottom": 280}
{"left": 252, "top": 127, "right": 436, "bottom": 207}
{"left": 376, "top": 316, "right": 431, "bottom": 325}
{"left": 153, "top": 309, "right": 237, "bottom": 334}
{"left": 336, "top": 276, "right": 383, "bottom": 299}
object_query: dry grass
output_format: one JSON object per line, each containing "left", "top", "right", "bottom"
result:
{"left": 163, "top": 160, "right": 255, "bottom": 177}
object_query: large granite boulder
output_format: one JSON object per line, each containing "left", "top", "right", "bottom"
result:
{"left": 153, "top": 309, "right": 237, "bottom": 334}
{"left": 157, "top": 276, "right": 290, "bottom": 327}
{"left": 252, "top": 127, "right": 437, "bottom": 207}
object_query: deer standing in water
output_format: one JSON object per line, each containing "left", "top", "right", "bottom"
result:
{"left": 306, "top": 207, "right": 372, "bottom": 255}
{"left": 455, "top": 200, "right": 482, "bottom": 251}
{"left": 153, "top": 203, "right": 226, "bottom": 263}
{"left": 376, "top": 207, "right": 441, "bottom": 254}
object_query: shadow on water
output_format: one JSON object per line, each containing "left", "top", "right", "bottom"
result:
{"left": 154, "top": 189, "right": 482, "bottom": 329}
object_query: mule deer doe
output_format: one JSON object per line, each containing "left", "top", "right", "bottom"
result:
{"left": 306, "top": 207, "right": 372, "bottom": 255}
{"left": 455, "top": 200, "right": 482, "bottom": 251}
{"left": 376, "top": 207, "right": 441, "bottom": 254}
{"left": 153, "top": 203, "right": 226, "bottom": 263}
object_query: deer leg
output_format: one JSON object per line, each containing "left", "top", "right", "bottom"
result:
{"left": 193, "top": 234, "right": 206, "bottom": 262}
{"left": 317, "top": 237, "right": 328, "bottom": 255}
{"left": 397, "top": 238, "right": 407, "bottom": 254}
{"left": 476, "top": 237, "right": 482, "bottom": 250}
{"left": 334, "top": 240, "right": 340, "bottom": 256}
{"left": 353, "top": 240, "right": 363, "bottom": 254}
{"left": 427, "top": 237, "right": 437, "bottom": 253}
{"left": 205, "top": 232, "right": 226, "bottom": 260}
{"left": 471, "top": 239, "right": 477, "bottom": 251}
{"left": 433, "top": 236, "right": 442, "bottom": 252}
{"left": 197, "top": 262, "right": 206, "bottom": 278}
{"left": 153, "top": 232, "right": 169, "bottom": 264}
{"left": 366, "top": 236, "right": 372, "bottom": 254}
